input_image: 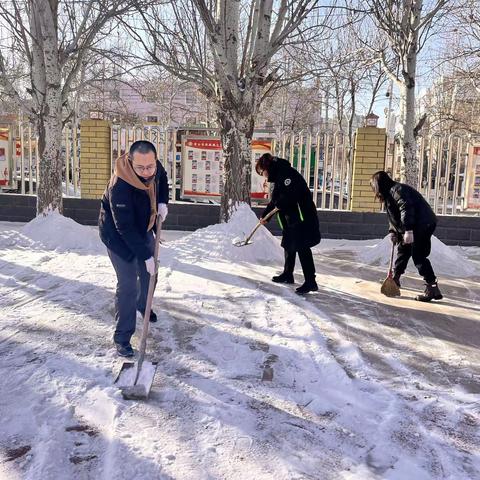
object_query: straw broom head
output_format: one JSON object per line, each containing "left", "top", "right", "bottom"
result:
{"left": 381, "top": 276, "right": 401, "bottom": 297}
{"left": 381, "top": 242, "right": 401, "bottom": 297}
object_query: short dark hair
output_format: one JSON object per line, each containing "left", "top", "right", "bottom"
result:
{"left": 370, "top": 170, "right": 395, "bottom": 202}
{"left": 255, "top": 153, "right": 275, "bottom": 175}
{"left": 129, "top": 140, "right": 157, "bottom": 158}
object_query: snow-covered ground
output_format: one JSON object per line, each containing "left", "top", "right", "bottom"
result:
{"left": 1, "top": 206, "right": 479, "bottom": 480}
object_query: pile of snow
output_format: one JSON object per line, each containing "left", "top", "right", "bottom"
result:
{"left": 358, "top": 234, "right": 479, "bottom": 277}
{"left": 21, "top": 210, "right": 104, "bottom": 253}
{"left": 169, "top": 203, "right": 283, "bottom": 264}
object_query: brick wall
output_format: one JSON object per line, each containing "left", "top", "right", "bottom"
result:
{"left": 80, "top": 120, "right": 111, "bottom": 199}
{"left": 350, "top": 127, "right": 387, "bottom": 212}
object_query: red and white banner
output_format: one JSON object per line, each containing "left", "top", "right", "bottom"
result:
{"left": 0, "top": 129, "right": 10, "bottom": 186}
{"left": 466, "top": 145, "right": 480, "bottom": 210}
{"left": 181, "top": 136, "right": 272, "bottom": 200}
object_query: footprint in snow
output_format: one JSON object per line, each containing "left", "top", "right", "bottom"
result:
{"left": 2, "top": 445, "right": 31, "bottom": 462}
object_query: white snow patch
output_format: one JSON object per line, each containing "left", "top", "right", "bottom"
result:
{"left": 1, "top": 217, "right": 479, "bottom": 479}
{"left": 170, "top": 202, "right": 283, "bottom": 264}
{"left": 21, "top": 210, "right": 104, "bottom": 253}
{"left": 357, "top": 235, "right": 479, "bottom": 277}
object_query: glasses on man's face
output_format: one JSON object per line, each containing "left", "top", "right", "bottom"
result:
{"left": 132, "top": 164, "right": 156, "bottom": 173}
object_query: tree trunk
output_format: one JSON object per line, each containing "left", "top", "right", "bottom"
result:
{"left": 217, "top": 107, "right": 255, "bottom": 222}
{"left": 36, "top": 90, "right": 63, "bottom": 214}
{"left": 346, "top": 79, "right": 356, "bottom": 207}
{"left": 398, "top": 1, "right": 422, "bottom": 188}
{"left": 399, "top": 75, "right": 418, "bottom": 188}
{"left": 31, "top": 0, "right": 64, "bottom": 215}
{"left": 348, "top": 78, "right": 356, "bottom": 148}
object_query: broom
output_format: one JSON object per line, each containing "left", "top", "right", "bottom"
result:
{"left": 381, "top": 243, "right": 401, "bottom": 297}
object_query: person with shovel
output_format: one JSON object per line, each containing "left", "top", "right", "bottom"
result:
{"left": 370, "top": 170, "right": 443, "bottom": 302}
{"left": 99, "top": 140, "right": 169, "bottom": 356}
{"left": 256, "top": 153, "right": 321, "bottom": 295}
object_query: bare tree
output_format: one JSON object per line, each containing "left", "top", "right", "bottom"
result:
{"left": 0, "top": 0, "right": 140, "bottom": 214}
{"left": 448, "top": 0, "right": 480, "bottom": 94}
{"left": 420, "top": 70, "right": 480, "bottom": 135}
{"left": 412, "top": 0, "right": 480, "bottom": 135}
{"left": 126, "top": 0, "right": 331, "bottom": 220}
{"left": 324, "top": 30, "right": 386, "bottom": 136}
{"left": 353, "top": 0, "right": 450, "bottom": 187}
{"left": 460, "top": 0, "right": 480, "bottom": 76}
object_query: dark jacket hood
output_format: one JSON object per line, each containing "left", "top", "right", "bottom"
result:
{"left": 267, "top": 157, "right": 291, "bottom": 182}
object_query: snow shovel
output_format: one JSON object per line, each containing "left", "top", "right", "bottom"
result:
{"left": 233, "top": 207, "right": 279, "bottom": 247}
{"left": 381, "top": 243, "right": 401, "bottom": 297}
{"left": 115, "top": 215, "right": 162, "bottom": 400}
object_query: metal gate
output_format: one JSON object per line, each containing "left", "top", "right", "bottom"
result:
{"left": 111, "top": 124, "right": 178, "bottom": 200}
{"left": 273, "top": 131, "right": 353, "bottom": 210}
{"left": 0, "top": 121, "right": 80, "bottom": 197}
{"left": 386, "top": 133, "right": 480, "bottom": 215}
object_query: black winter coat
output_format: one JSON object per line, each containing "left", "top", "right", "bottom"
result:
{"left": 99, "top": 160, "right": 169, "bottom": 261}
{"left": 384, "top": 182, "right": 437, "bottom": 234}
{"left": 262, "top": 157, "right": 321, "bottom": 251}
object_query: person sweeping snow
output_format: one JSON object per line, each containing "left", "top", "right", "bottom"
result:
{"left": 370, "top": 170, "right": 443, "bottom": 302}
{"left": 256, "top": 154, "right": 321, "bottom": 295}
{"left": 99, "top": 140, "right": 169, "bottom": 356}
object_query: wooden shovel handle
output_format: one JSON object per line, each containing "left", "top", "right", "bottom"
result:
{"left": 135, "top": 213, "right": 162, "bottom": 378}
{"left": 388, "top": 242, "right": 395, "bottom": 277}
{"left": 244, "top": 207, "right": 279, "bottom": 244}
{"left": 263, "top": 206, "right": 280, "bottom": 222}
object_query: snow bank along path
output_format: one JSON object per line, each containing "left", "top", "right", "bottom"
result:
{"left": 0, "top": 205, "right": 478, "bottom": 480}
{"left": 356, "top": 234, "right": 479, "bottom": 277}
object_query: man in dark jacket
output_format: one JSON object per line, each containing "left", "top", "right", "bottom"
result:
{"left": 256, "top": 154, "right": 321, "bottom": 294}
{"left": 370, "top": 170, "right": 442, "bottom": 302}
{"left": 99, "top": 140, "right": 169, "bottom": 356}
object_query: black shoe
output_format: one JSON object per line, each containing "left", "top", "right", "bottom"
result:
{"left": 115, "top": 342, "right": 134, "bottom": 357}
{"left": 393, "top": 275, "right": 401, "bottom": 288}
{"left": 416, "top": 283, "right": 443, "bottom": 302}
{"left": 272, "top": 272, "right": 294, "bottom": 284}
{"left": 137, "top": 309, "right": 157, "bottom": 323}
{"left": 295, "top": 281, "right": 319, "bottom": 295}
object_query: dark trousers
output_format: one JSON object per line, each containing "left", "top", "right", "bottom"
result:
{"left": 394, "top": 225, "right": 437, "bottom": 284}
{"left": 283, "top": 247, "right": 316, "bottom": 283}
{"left": 107, "top": 232, "right": 155, "bottom": 345}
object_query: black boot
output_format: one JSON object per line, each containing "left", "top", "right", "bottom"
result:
{"left": 296, "top": 248, "right": 317, "bottom": 295}
{"left": 115, "top": 342, "right": 134, "bottom": 357}
{"left": 272, "top": 272, "right": 294, "bottom": 284}
{"left": 416, "top": 282, "right": 443, "bottom": 302}
{"left": 393, "top": 274, "right": 401, "bottom": 288}
{"left": 137, "top": 309, "right": 158, "bottom": 323}
{"left": 295, "top": 280, "right": 318, "bottom": 295}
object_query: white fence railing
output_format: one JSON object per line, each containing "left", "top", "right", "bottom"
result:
{"left": 4, "top": 121, "right": 480, "bottom": 217}
{"left": 386, "top": 132, "right": 480, "bottom": 215}
{"left": 111, "top": 125, "right": 179, "bottom": 201}
{"left": 110, "top": 126, "right": 353, "bottom": 209}
{"left": 274, "top": 131, "right": 353, "bottom": 210}
{"left": 1, "top": 121, "right": 80, "bottom": 196}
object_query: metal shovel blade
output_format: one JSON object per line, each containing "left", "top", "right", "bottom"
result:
{"left": 114, "top": 360, "right": 158, "bottom": 400}
{"left": 233, "top": 239, "right": 253, "bottom": 247}
{"left": 233, "top": 208, "right": 278, "bottom": 248}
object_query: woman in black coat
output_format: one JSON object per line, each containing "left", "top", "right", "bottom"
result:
{"left": 370, "top": 170, "right": 442, "bottom": 302}
{"left": 256, "top": 154, "right": 321, "bottom": 294}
